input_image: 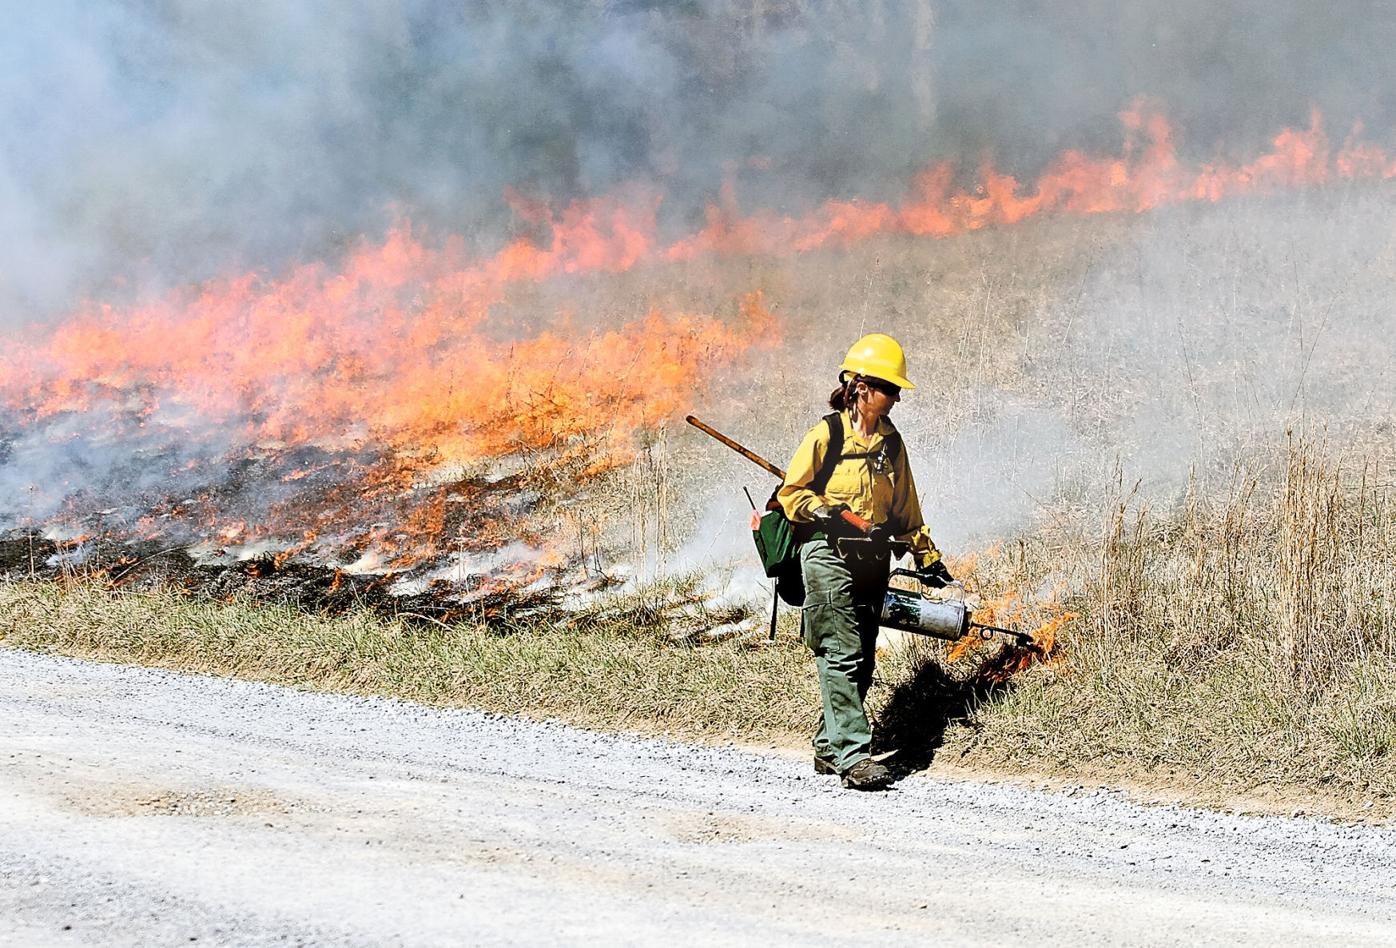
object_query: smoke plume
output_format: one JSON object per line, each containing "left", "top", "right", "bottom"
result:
{"left": 7, "top": 1, "right": 1396, "bottom": 321}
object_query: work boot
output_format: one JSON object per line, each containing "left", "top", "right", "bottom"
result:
{"left": 840, "top": 758, "right": 893, "bottom": 791}
{"left": 813, "top": 756, "right": 838, "bottom": 776}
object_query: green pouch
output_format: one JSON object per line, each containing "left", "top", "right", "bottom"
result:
{"left": 753, "top": 509, "right": 798, "bottom": 577}
{"left": 753, "top": 507, "right": 807, "bottom": 607}
{"left": 748, "top": 415, "right": 847, "bottom": 616}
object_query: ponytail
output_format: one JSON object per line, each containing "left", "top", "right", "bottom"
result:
{"left": 827, "top": 374, "right": 860, "bottom": 412}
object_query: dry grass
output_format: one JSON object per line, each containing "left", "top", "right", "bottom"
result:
{"left": 1093, "top": 435, "right": 1396, "bottom": 692}
{"left": 961, "top": 434, "right": 1396, "bottom": 801}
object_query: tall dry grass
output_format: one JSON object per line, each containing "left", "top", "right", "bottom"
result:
{"left": 960, "top": 433, "right": 1396, "bottom": 798}
{"left": 1091, "top": 434, "right": 1395, "bottom": 693}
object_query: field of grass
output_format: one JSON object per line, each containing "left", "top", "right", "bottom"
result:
{"left": 7, "top": 187, "right": 1396, "bottom": 817}
{"left": 969, "top": 436, "right": 1396, "bottom": 805}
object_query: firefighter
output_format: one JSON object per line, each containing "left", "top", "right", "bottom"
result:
{"left": 777, "top": 333, "right": 951, "bottom": 790}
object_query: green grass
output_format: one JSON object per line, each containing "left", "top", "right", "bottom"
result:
{"left": 0, "top": 579, "right": 819, "bottom": 739}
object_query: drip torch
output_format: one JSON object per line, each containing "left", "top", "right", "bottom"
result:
{"left": 881, "top": 569, "right": 1034, "bottom": 647}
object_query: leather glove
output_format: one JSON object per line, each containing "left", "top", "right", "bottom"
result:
{"left": 917, "top": 559, "right": 954, "bottom": 588}
{"left": 811, "top": 502, "right": 849, "bottom": 525}
{"left": 865, "top": 523, "right": 891, "bottom": 545}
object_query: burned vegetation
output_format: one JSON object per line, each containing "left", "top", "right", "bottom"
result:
{"left": 0, "top": 484, "right": 563, "bottom": 629}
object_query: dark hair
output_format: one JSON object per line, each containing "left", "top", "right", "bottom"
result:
{"left": 828, "top": 375, "right": 858, "bottom": 410}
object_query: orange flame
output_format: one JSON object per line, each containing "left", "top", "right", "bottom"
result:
{"left": 6, "top": 101, "right": 1390, "bottom": 432}
{"left": 665, "top": 102, "right": 1396, "bottom": 260}
{"left": 942, "top": 548, "right": 1074, "bottom": 678}
{"left": 944, "top": 588, "right": 1075, "bottom": 675}
{"left": 2, "top": 230, "right": 773, "bottom": 467}
{"left": 0, "top": 195, "right": 775, "bottom": 567}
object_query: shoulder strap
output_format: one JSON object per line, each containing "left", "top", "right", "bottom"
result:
{"left": 882, "top": 419, "right": 903, "bottom": 468}
{"left": 879, "top": 421, "right": 907, "bottom": 534}
{"left": 810, "top": 411, "right": 844, "bottom": 495}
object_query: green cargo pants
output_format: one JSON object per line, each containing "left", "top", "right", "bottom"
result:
{"left": 799, "top": 537, "right": 889, "bottom": 773}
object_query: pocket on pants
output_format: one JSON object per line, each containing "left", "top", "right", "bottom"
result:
{"left": 801, "top": 589, "right": 836, "bottom": 651}
{"left": 802, "top": 590, "right": 861, "bottom": 654}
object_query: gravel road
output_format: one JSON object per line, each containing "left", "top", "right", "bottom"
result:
{"left": 4, "top": 648, "right": 1394, "bottom": 946}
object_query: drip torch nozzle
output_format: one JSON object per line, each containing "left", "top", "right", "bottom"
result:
{"left": 970, "top": 622, "right": 1036, "bottom": 649}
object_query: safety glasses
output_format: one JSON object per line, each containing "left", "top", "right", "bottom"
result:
{"left": 863, "top": 378, "right": 901, "bottom": 398}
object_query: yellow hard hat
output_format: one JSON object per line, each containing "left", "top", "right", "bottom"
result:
{"left": 839, "top": 333, "right": 915, "bottom": 390}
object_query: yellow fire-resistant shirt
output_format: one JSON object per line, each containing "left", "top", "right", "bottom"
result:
{"left": 777, "top": 410, "right": 942, "bottom": 569}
